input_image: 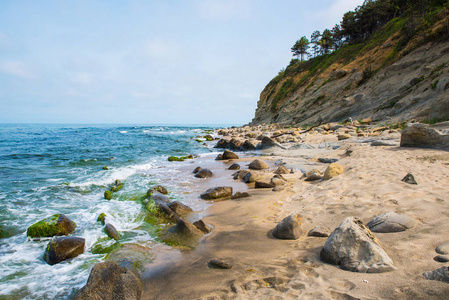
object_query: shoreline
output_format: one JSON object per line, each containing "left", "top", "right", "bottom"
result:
{"left": 139, "top": 123, "right": 449, "bottom": 299}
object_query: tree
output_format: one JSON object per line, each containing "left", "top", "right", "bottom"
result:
{"left": 291, "top": 36, "right": 310, "bottom": 61}
{"left": 310, "top": 30, "right": 322, "bottom": 57}
{"left": 320, "top": 29, "right": 334, "bottom": 54}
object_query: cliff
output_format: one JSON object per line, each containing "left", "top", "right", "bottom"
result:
{"left": 250, "top": 13, "right": 449, "bottom": 126}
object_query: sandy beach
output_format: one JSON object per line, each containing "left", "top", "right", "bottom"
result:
{"left": 140, "top": 125, "right": 449, "bottom": 300}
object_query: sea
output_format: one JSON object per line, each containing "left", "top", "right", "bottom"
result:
{"left": 0, "top": 123, "right": 230, "bottom": 300}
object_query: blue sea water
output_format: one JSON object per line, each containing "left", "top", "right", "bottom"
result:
{"left": 0, "top": 123, "right": 224, "bottom": 299}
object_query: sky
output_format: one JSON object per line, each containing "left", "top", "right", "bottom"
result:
{"left": 0, "top": 0, "right": 364, "bottom": 125}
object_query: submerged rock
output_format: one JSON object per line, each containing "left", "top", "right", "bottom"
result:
{"left": 27, "top": 214, "right": 76, "bottom": 238}
{"left": 44, "top": 236, "right": 85, "bottom": 265}
{"left": 74, "top": 261, "right": 142, "bottom": 300}
{"left": 366, "top": 212, "right": 415, "bottom": 233}
{"left": 200, "top": 187, "right": 233, "bottom": 200}
{"left": 320, "top": 217, "right": 396, "bottom": 273}
{"left": 272, "top": 214, "right": 303, "bottom": 240}
{"left": 107, "top": 244, "right": 154, "bottom": 277}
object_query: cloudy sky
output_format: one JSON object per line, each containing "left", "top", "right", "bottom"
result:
{"left": 0, "top": 0, "right": 364, "bottom": 125}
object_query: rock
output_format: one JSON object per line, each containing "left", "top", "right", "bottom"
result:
{"left": 200, "top": 187, "right": 233, "bottom": 200}
{"left": 400, "top": 123, "right": 449, "bottom": 148}
{"left": 231, "top": 192, "right": 250, "bottom": 199}
{"left": 243, "top": 171, "right": 260, "bottom": 183}
{"left": 194, "top": 168, "right": 213, "bottom": 178}
{"left": 151, "top": 185, "right": 168, "bottom": 195}
{"left": 168, "top": 201, "right": 194, "bottom": 217}
{"left": 97, "top": 213, "right": 106, "bottom": 225}
{"left": 274, "top": 165, "right": 289, "bottom": 174}
{"left": 215, "top": 154, "right": 223, "bottom": 160}
{"left": 208, "top": 259, "right": 233, "bottom": 269}
{"left": 360, "top": 118, "right": 372, "bottom": 125}
{"left": 257, "top": 136, "right": 280, "bottom": 149}
{"left": 104, "top": 190, "right": 113, "bottom": 200}
{"left": 436, "top": 242, "right": 449, "bottom": 255}
{"left": 193, "top": 219, "right": 212, "bottom": 234}
{"left": 228, "top": 138, "right": 244, "bottom": 151}
{"left": 289, "top": 143, "right": 315, "bottom": 150}
{"left": 107, "top": 244, "right": 154, "bottom": 277}
{"left": 146, "top": 196, "right": 178, "bottom": 222}
{"left": 241, "top": 139, "right": 258, "bottom": 151}
{"left": 366, "top": 212, "right": 415, "bottom": 233}
{"left": 331, "top": 69, "right": 347, "bottom": 80}
{"left": 434, "top": 255, "right": 449, "bottom": 263}
{"left": 44, "top": 236, "right": 85, "bottom": 265}
{"left": 214, "top": 138, "right": 231, "bottom": 149}
{"left": 233, "top": 169, "right": 250, "bottom": 180}
{"left": 423, "top": 267, "right": 449, "bottom": 283}
{"left": 104, "top": 223, "right": 120, "bottom": 240}
{"left": 318, "top": 158, "right": 338, "bottom": 164}
{"left": 193, "top": 166, "right": 202, "bottom": 174}
{"left": 371, "top": 140, "right": 399, "bottom": 146}
{"left": 222, "top": 149, "right": 239, "bottom": 160}
{"left": 320, "top": 217, "right": 396, "bottom": 273}
{"left": 27, "top": 214, "right": 77, "bottom": 238}
{"left": 255, "top": 181, "right": 274, "bottom": 189}
{"left": 270, "top": 177, "right": 286, "bottom": 186}
{"left": 162, "top": 219, "right": 204, "bottom": 248}
{"left": 248, "top": 159, "right": 269, "bottom": 170}
{"left": 308, "top": 226, "right": 331, "bottom": 237}
{"left": 272, "top": 214, "right": 303, "bottom": 240}
{"left": 272, "top": 186, "right": 285, "bottom": 192}
{"left": 337, "top": 134, "right": 352, "bottom": 140}
{"left": 401, "top": 173, "right": 417, "bottom": 185}
{"left": 304, "top": 169, "right": 322, "bottom": 181}
{"left": 73, "top": 261, "right": 142, "bottom": 300}
{"left": 323, "top": 163, "right": 343, "bottom": 180}
{"left": 228, "top": 163, "right": 240, "bottom": 170}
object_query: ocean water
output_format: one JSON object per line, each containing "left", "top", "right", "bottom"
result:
{"left": 0, "top": 123, "right": 224, "bottom": 299}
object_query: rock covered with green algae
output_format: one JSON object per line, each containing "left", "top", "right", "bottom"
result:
{"left": 27, "top": 214, "right": 76, "bottom": 238}
{"left": 97, "top": 213, "right": 107, "bottom": 225}
{"left": 104, "top": 190, "right": 113, "bottom": 200}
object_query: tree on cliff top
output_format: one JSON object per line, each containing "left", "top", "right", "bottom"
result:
{"left": 291, "top": 36, "right": 310, "bottom": 61}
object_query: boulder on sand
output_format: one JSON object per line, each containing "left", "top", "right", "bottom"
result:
{"left": 366, "top": 212, "right": 415, "bottom": 233}
{"left": 320, "top": 217, "right": 396, "bottom": 273}
{"left": 200, "top": 187, "right": 233, "bottom": 200}
{"left": 400, "top": 122, "right": 449, "bottom": 148}
{"left": 194, "top": 168, "right": 213, "bottom": 178}
{"left": 162, "top": 219, "right": 204, "bottom": 248}
{"left": 73, "top": 261, "right": 142, "bottom": 300}
{"left": 272, "top": 214, "right": 303, "bottom": 240}
{"left": 27, "top": 214, "right": 76, "bottom": 238}
{"left": 274, "top": 165, "right": 289, "bottom": 174}
{"left": 228, "top": 163, "right": 240, "bottom": 170}
{"left": 222, "top": 149, "right": 239, "bottom": 160}
{"left": 323, "top": 163, "right": 343, "bottom": 180}
{"left": 248, "top": 159, "right": 269, "bottom": 170}
{"left": 44, "top": 236, "right": 85, "bottom": 265}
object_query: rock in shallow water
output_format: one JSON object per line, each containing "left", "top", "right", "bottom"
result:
{"left": 104, "top": 223, "right": 120, "bottom": 240}
{"left": 44, "top": 236, "right": 85, "bottom": 265}
{"left": 194, "top": 168, "right": 213, "bottom": 178}
{"left": 366, "top": 211, "right": 415, "bottom": 233}
{"left": 200, "top": 187, "right": 233, "bottom": 200}
{"left": 228, "top": 163, "right": 240, "bottom": 170}
{"left": 222, "top": 149, "right": 239, "bottom": 160}
{"left": 27, "top": 214, "right": 76, "bottom": 238}
{"left": 320, "top": 217, "right": 396, "bottom": 273}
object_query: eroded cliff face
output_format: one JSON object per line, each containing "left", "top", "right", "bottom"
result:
{"left": 250, "top": 36, "right": 449, "bottom": 126}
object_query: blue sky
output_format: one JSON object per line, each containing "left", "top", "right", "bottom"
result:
{"left": 0, "top": 0, "right": 364, "bottom": 124}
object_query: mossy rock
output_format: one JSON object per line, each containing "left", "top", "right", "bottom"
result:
{"left": 91, "top": 237, "right": 121, "bottom": 254}
{"left": 27, "top": 214, "right": 76, "bottom": 238}
{"left": 102, "top": 166, "right": 109, "bottom": 170}
{"left": 104, "top": 190, "right": 113, "bottom": 200}
{"left": 97, "top": 213, "right": 106, "bottom": 225}
{"left": 106, "top": 243, "right": 154, "bottom": 277}
{"left": 168, "top": 156, "right": 184, "bottom": 162}
{"left": 110, "top": 184, "right": 123, "bottom": 192}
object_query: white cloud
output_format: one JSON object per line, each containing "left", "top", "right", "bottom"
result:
{"left": 196, "top": 0, "right": 251, "bottom": 22}
{"left": 0, "top": 61, "right": 34, "bottom": 79}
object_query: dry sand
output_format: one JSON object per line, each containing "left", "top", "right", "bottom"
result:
{"left": 141, "top": 131, "right": 449, "bottom": 299}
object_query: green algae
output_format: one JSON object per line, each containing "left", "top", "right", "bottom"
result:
{"left": 104, "top": 190, "right": 113, "bottom": 200}
{"left": 26, "top": 214, "right": 76, "bottom": 238}
{"left": 97, "top": 213, "right": 106, "bottom": 225}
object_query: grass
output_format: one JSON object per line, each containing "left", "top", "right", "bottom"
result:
{"left": 422, "top": 115, "right": 449, "bottom": 124}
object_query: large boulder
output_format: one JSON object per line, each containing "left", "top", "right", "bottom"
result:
{"left": 323, "top": 163, "right": 343, "bottom": 180}
{"left": 27, "top": 214, "right": 76, "bottom": 238}
{"left": 243, "top": 171, "right": 260, "bottom": 183}
{"left": 241, "top": 139, "right": 258, "bottom": 151}
{"left": 320, "top": 217, "right": 396, "bottom": 273}
{"left": 194, "top": 168, "right": 213, "bottom": 178}
{"left": 74, "top": 261, "right": 142, "bottom": 300}
{"left": 222, "top": 149, "right": 239, "bottom": 160}
{"left": 107, "top": 244, "right": 154, "bottom": 277}
{"left": 401, "top": 123, "right": 449, "bottom": 148}
{"left": 214, "top": 138, "right": 231, "bottom": 149}
{"left": 161, "top": 219, "right": 204, "bottom": 248}
{"left": 168, "top": 201, "right": 194, "bottom": 217}
{"left": 366, "top": 212, "right": 415, "bottom": 233}
{"left": 248, "top": 159, "right": 269, "bottom": 170}
{"left": 44, "top": 236, "right": 85, "bottom": 265}
{"left": 423, "top": 267, "right": 449, "bottom": 283}
{"left": 257, "top": 136, "right": 279, "bottom": 149}
{"left": 233, "top": 169, "right": 250, "bottom": 180}
{"left": 272, "top": 214, "right": 303, "bottom": 240}
{"left": 229, "top": 138, "right": 244, "bottom": 151}
{"left": 200, "top": 187, "right": 233, "bottom": 200}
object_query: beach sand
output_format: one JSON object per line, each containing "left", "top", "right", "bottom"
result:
{"left": 141, "top": 130, "right": 449, "bottom": 299}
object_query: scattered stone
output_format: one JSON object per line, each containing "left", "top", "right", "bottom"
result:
{"left": 241, "top": 139, "right": 258, "bottom": 151}
{"left": 228, "top": 163, "right": 240, "bottom": 170}
{"left": 208, "top": 259, "right": 233, "bottom": 269}
{"left": 248, "top": 159, "right": 269, "bottom": 170}
{"left": 222, "top": 149, "right": 239, "bottom": 160}
{"left": 231, "top": 192, "right": 250, "bottom": 199}
{"left": 308, "top": 226, "right": 331, "bottom": 237}
{"left": 323, "top": 163, "right": 343, "bottom": 180}
{"left": 168, "top": 201, "right": 194, "bottom": 217}
{"left": 193, "top": 219, "right": 212, "bottom": 234}
{"left": 434, "top": 255, "right": 449, "bottom": 263}
{"left": 423, "top": 267, "right": 449, "bottom": 283}
{"left": 27, "top": 214, "right": 77, "bottom": 238}
{"left": 194, "top": 168, "right": 213, "bottom": 178}
{"left": 272, "top": 214, "right": 303, "bottom": 240}
{"left": 320, "top": 217, "right": 396, "bottom": 273}
{"left": 436, "top": 242, "right": 449, "bottom": 255}
{"left": 233, "top": 169, "right": 250, "bottom": 180}
{"left": 215, "top": 154, "right": 223, "bottom": 160}
{"left": 371, "top": 140, "right": 399, "bottom": 146}
{"left": 148, "top": 185, "right": 168, "bottom": 195}
{"left": 255, "top": 181, "right": 274, "bottom": 189}
{"left": 257, "top": 136, "right": 279, "bottom": 149}
{"left": 338, "top": 134, "right": 352, "bottom": 140}
{"left": 366, "top": 212, "right": 415, "bottom": 233}
{"left": 104, "top": 223, "right": 120, "bottom": 240}
{"left": 200, "top": 187, "right": 233, "bottom": 200}
{"left": 401, "top": 123, "right": 449, "bottom": 148}
{"left": 304, "top": 169, "right": 322, "bottom": 181}
{"left": 193, "top": 166, "right": 202, "bottom": 174}
{"left": 162, "top": 219, "right": 204, "bottom": 248}
{"left": 102, "top": 166, "right": 109, "bottom": 170}
{"left": 44, "top": 236, "right": 85, "bottom": 265}
{"left": 97, "top": 213, "right": 106, "bottom": 225}
{"left": 318, "top": 158, "right": 338, "bottom": 164}
{"left": 270, "top": 177, "right": 286, "bottom": 187}
{"left": 243, "top": 171, "right": 260, "bottom": 183}
{"left": 104, "top": 190, "right": 113, "bottom": 200}
{"left": 73, "top": 261, "right": 143, "bottom": 300}
{"left": 401, "top": 173, "right": 417, "bottom": 185}
{"left": 274, "top": 165, "right": 289, "bottom": 174}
